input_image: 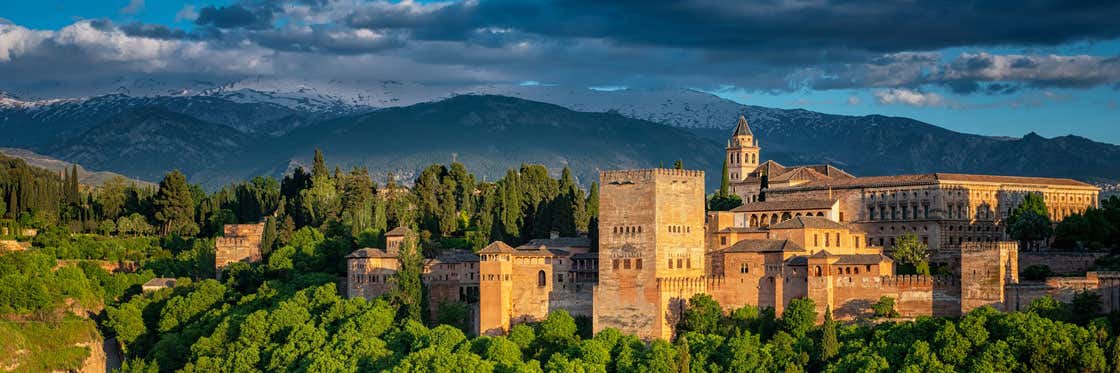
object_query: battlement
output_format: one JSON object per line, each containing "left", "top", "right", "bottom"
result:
{"left": 656, "top": 276, "right": 708, "bottom": 292}
{"left": 600, "top": 169, "right": 705, "bottom": 183}
{"left": 958, "top": 241, "right": 1018, "bottom": 253}
{"left": 879, "top": 274, "right": 958, "bottom": 286}
{"left": 215, "top": 237, "right": 251, "bottom": 247}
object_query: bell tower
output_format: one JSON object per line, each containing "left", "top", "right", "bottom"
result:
{"left": 726, "top": 115, "right": 759, "bottom": 181}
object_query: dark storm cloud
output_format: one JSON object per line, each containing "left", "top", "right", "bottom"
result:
{"left": 196, "top": 5, "right": 273, "bottom": 29}
{"left": 120, "top": 23, "right": 190, "bottom": 40}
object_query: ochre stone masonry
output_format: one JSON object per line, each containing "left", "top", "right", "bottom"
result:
{"left": 341, "top": 116, "right": 1115, "bottom": 340}
{"left": 215, "top": 223, "right": 265, "bottom": 276}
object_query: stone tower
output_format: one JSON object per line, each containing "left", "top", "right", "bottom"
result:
{"left": 478, "top": 241, "right": 515, "bottom": 336}
{"left": 726, "top": 115, "right": 759, "bottom": 182}
{"left": 594, "top": 169, "right": 706, "bottom": 340}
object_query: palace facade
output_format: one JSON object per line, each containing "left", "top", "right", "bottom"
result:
{"left": 343, "top": 115, "right": 1116, "bottom": 341}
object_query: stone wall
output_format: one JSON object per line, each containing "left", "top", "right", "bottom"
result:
{"left": 1006, "top": 272, "right": 1120, "bottom": 313}
{"left": 215, "top": 223, "right": 265, "bottom": 275}
{"left": 1018, "top": 252, "right": 1108, "bottom": 275}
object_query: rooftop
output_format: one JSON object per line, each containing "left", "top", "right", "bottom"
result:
{"left": 730, "top": 199, "right": 837, "bottom": 213}
{"left": 722, "top": 239, "right": 804, "bottom": 253}
{"left": 346, "top": 247, "right": 397, "bottom": 259}
{"left": 768, "top": 216, "right": 850, "bottom": 230}
{"left": 771, "top": 172, "right": 1095, "bottom": 192}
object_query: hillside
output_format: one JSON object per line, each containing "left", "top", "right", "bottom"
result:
{"left": 265, "top": 95, "right": 723, "bottom": 186}
{"left": 44, "top": 107, "right": 255, "bottom": 184}
{"left": 4, "top": 86, "right": 1117, "bottom": 187}
{"left": 0, "top": 148, "right": 154, "bottom": 187}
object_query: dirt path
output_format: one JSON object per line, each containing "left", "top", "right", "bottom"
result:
{"left": 103, "top": 337, "right": 122, "bottom": 372}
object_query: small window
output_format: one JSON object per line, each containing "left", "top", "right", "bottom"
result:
{"left": 814, "top": 234, "right": 819, "bottom": 246}
{"left": 740, "top": 263, "right": 749, "bottom": 273}
{"left": 635, "top": 259, "right": 643, "bottom": 269}
{"left": 668, "top": 259, "right": 673, "bottom": 269}
{"left": 721, "top": 237, "right": 727, "bottom": 245}
{"left": 825, "top": 234, "right": 830, "bottom": 247}
{"left": 612, "top": 259, "right": 619, "bottom": 270}
{"left": 677, "top": 259, "right": 683, "bottom": 268}
{"left": 623, "top": 259, "right": 631, "bottom": 269}
{"left": 686, "top": 258, "right": 692, "bottom": 268}
{"left": 538, "top": 270, "right": 547, "bottom": 287}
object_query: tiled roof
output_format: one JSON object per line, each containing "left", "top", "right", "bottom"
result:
{"left": 732, "top": 115, "right": 753, "bottom": 137}
{"left": 427, "top": 250, "right": 479, "bottom": 264}
{"left": 717, "top": 227, "right": 768, "bottom": 233}
{"left": 571, "top": 253, "right": 599, "bottom": 259}
{"left": 833, "top": 254, "right": 893, "bottom": 265}
{"left": 143, "top": 278, "right": 177, "bottom": 288}
{"left": 722, "top": 239, "right": 804, "bottom": 253}
{"left": 513, "top": 244, "right": 569, "bottom": 257}
{"left": 768, "top": 216, "right": 849, "bottom": 230}
{"left": 479, "top": 241, "right": 516, "bottom": 254}
{"left": 730, "top": 199, "right": 837, "bottom": 212}
{"left": 346, "top": 248, "right": 397, "bottom": 258}
{"left": 786, "top": 256, "right": 808, "bottom": 266}
{"left": 524, "top": 237, "right": 591, "bottom": 249}
{"left": 385, "top": 226, "right": 412, "bottom": 237}
{"left": 771, "top": 172, "right": 1095, "bottom": 192}
{"left": 770, "top": 167, "right": 830, "bottom": 183}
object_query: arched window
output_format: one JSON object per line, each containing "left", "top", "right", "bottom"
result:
{"left": 781, "top": 212, "right": 792, "bottom": 221}
{"left": 816, "top": 212, "right": 824, "bottom": 217}
{"left": 538, "top": 270, "right": 546, "bottom": 287}
{"left": 815, "top": 266, "right": 822, "bottom": 276}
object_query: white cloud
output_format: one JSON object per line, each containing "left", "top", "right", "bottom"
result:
{"left": 873, "top": 88, "right": 946, "bottom": 107}
{"left": 0, "top": 24, "right": 51, "bottom": 62}
{"left": 120, "top": 0, "right": 145, "bottom": 15}
{"left": 847, "top": 95, "right": 860, "bottom": 105}
{"left": 175, "top": 5, "right": 198, "bottom": 23}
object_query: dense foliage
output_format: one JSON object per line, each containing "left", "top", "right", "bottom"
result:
{"left": 3, "top": 149, "right": 1120, "bottom": 372}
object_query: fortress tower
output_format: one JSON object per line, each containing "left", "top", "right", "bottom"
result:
{"left": 726, "top": 115, "right": 759, "bottom": 182}
{"left": 593, "top": 169, "right": 706, "bottom": 340}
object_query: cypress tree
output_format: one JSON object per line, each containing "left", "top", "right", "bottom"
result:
{"left": 311, "top": 148, "right": 329, "bottom": 180}
{"left": 392, "top": 231, "right": 424, "bottom": 322}
{"left": 821, "top": 306, "right": 839, "bottom": 361}
{"left": 678, "top": 335, "right": 691, "bottom": 373}
{"left": 719, "top": 157, "right": 730, "bottom": 197}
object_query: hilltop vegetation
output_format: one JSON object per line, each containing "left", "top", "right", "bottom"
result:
{"left": 1, "top": 149, "right": 1119, "bottom": 372}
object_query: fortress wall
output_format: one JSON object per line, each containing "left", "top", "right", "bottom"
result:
{"left": 826, "top": 275, "right": 960, "bottom": 319}
{"left": 1018, "top": 252, "right": 1108, "bottom": 275}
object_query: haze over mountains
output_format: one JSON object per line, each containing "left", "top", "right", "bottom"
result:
{"left": 1, "top": 80, "right": 1117, "bottom": 189}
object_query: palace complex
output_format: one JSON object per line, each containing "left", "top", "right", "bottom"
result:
{"left": 343, "top": 115, "right": 1118, "bottom": 340}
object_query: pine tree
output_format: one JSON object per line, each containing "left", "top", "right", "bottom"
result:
{"left": 821, "top": 306, "right": 839, "bottom": 361}
{"left": 153, "top": 170, "right": 198, "bottom": 236}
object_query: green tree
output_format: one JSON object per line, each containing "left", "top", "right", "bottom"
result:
{"left": 96, "top": 175, "right": 128, "bottom": 220}
{"left": 672, "top": 160, "right": 684, "bottom": 170}
{"left": 680, "top": 293, "right": 722, "bottom": 334}
{"left": 820, "top": 307, "right": 839, "bottom": 362}
{"left": 872, "top": 296, "right": 899, "bottom": 318}
{"left": 392, "top": 231, "right": 424, "bottom": 322}
{"left": 1007, "top": 193, "right": 1052, "bottom": 250}
{"left": 779, "top": 298, "right": 816, "bottom": 338}
{"left": 153, "top": 170, "right": 198, "bottom": 236}
{"left": 677, "top": 335, "right": 691, "bottom": 373}
{"left": 890, "top": 233, "right": 930, "bottom": 275}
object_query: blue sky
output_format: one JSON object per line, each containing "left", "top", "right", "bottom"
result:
{"left": 1, "top": 0, "right": 1118, "bottom": 144}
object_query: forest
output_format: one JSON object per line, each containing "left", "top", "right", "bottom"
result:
{"left": 1, "top": 150, "right": 1120, "bottom": 372}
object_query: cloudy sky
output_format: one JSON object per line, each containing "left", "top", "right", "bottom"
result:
{"left": 1, "top": 0, "right": 1119, "bottom": 143}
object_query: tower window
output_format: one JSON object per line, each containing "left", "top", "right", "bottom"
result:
{"left": 538, "top": 270, "right": 546, "bottom": 287}
{"left": 623, "top": 259, "right": 631, "bottom": 269}
{"left": 636, "top": 259, "right": 643, "bottom": 269}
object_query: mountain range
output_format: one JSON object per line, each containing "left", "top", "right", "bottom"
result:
{"left": 1, "top": 81, "right": 1117, "bottom": 189}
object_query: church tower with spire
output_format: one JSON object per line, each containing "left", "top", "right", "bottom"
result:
{"left": 726, "top": 115, "right": 759, "bottom": 182}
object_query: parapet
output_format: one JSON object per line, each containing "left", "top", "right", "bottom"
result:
{"left": 600, "top": 169, "right": 705, "bottom": 184}
{"left": 959, "top": 241, "right": 1018, "bottom": 253}
{"left": 880, "top": 274, "right": 958, "bottom": 287}
{"left": 656, "top": 276, "right": 708, "bottom": 292}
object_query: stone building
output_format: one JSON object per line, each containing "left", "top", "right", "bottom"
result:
{"left": 215, "top": 223, "right": 265, "bottom": 276}
{"left": 346, "top": 227, "right": 412, "bottom": 299}
{"left": 478, "top": 235, "right": 596, "bottom": 336}
{"left": 723, "top": 116, "right": 1100, "bottom": 252}
{"left": 593, "top": 169, "right": 707, "bottom": 340}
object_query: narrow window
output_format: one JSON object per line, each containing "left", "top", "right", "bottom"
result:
{"left": 538, "top": 270, "right": 546, "bottom": 287}
{"left": 668, "top": 259, "right": 674, "bottom": 269}
{"left": 825, "top": 234, "right": 830, "bottom": 247}
{"left": 814, "top": 234, "right": 819, "bottom": 246}
{"left": 677, "top": 258, "right": 683, "bottom": 268}
{"left": 636, "top": 259, "right": 643, "bottom": 269}
{"left": 836, "top": 233, "right": 841, "bottom": 247}
{"left": 721, "top": 237, "right": 727, "bottom": 245}
{"left": 613, "top": 259, "right": 619, "bottom": 270}
{"left": 623, "top": 259, "right": 631, "bottom": 269}
{"left": 686, "top": 258, "right": 692, "bottom": 268}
